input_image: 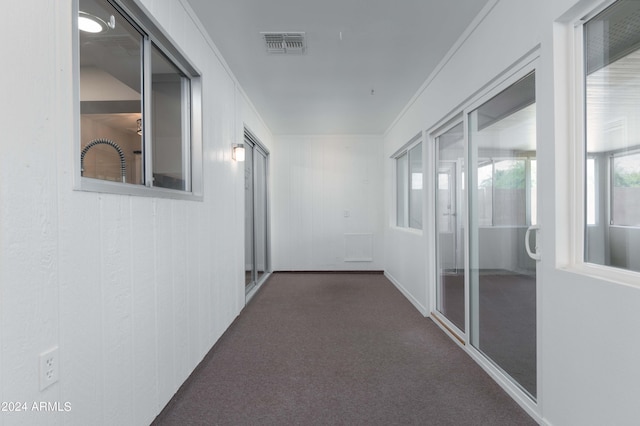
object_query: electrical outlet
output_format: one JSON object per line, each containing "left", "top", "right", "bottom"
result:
{"left": 39, "top": 346, "right": 59, "bottom": 391}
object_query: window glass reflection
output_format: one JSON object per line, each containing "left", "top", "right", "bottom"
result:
{"left": 79, "top": 0, "right": 143, "bottom": 184}
{"left": 585, "top": 0, "right": 640, "bottom": 271}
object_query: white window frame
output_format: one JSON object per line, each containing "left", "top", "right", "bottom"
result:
{"left": 392, "top": 132, "right": 424, "bottom": 231}
{"left": 73, "top": 0, "right": 203, "bottom": 200}
{"left": 561, "top": 0, "right": 640, "bottom": 285}
{"left": 586, "top": 156, "right": 598, "bottom": 226}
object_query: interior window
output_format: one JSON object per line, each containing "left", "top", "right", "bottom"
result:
{"left": 396, "top": 152, "right": 408, "bottom": 227}
{"left": 408, "top": 143, "right": 423, "bottom": 229}
{"left": 395, "top": 140, "right": 423, "bottom": 229}
{"left": 584, "top": 0, "right": 640, "bottom": 271}
{"left": 79, "top": 0, "right": 197, "bottom": 194}
{"left": 79, "top": 0, "right": 143, "bottom": 184}
{"left": 150, "top": 43, "right": 191, "bottom": 190}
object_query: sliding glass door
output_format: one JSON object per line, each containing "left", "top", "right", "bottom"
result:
{"left": 435, "top": 123, "right": 466, "bottom": 333}
{"left": 254, "top": 149, "right": 268, "bottom": 283}
{"left": 468, "top": 72, "right": 537, "bottom": 398}
{"left": 244, "top": 143, "right": 255, "bottom": 290}
{"left": 244, "top": 131, "right": 270, "bottom": 297}
{"left": 432, "top": 69, "right": 539, "bottom": 400}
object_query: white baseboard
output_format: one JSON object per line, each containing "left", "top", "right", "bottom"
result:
{"left": 384, "top": 271, "right": 428, "bottom": 316}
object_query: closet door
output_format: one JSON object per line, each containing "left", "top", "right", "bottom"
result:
{"left": 468, "top": 72, "right": 538, "bottom": 398}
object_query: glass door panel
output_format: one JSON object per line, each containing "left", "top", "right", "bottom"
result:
{"left": 397, "top": 153, "right": 408, "bottom": 227}
{"left": 244, "top": 134, "right": 270, "bottom": 300}
{"left": 255, "top": 150, "right": 268, "bottom": 282}
{"left": 244, "top": 143, "right": 255, "bottom": 291}
{"left": 468, "top": 72, "right": 537, "bottom": 398}
{"left": 435, "top": 123, "right": 465, "bottom": 332}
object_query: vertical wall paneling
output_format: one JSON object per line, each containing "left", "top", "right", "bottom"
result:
{"left": 171, "top": 201, "right": 190, "bottom": 387}
{"left": 272, "top": 135, "right": 384, "bottom": 271}
{"left": 0, "top": 0, "right": 273, "bottom": 424}
{"left": 58, "top": 193, "right": 103, "bottom": 424}
{"left": 186, "top": 206, "right": 202, "bottom": 367}
{"left": 130, "top": 196, "right": 158, "bottom": 425}
{"left": 344, "top": 233, "right": 374, "bottom": 262}
{"left": 100, "top": 195, "right": 134, "bottom": 425}
{"left": 1, "top": 0, "right": 61, "bottom": 424}
{"left": 154, "top": 200, "right": 176, "bottom": 408}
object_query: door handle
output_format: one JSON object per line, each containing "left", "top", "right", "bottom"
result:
{"left": 525, "top": 225, "right": 541, "bottom": 261}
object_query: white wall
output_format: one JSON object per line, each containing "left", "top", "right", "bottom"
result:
{"left": 0, "top": 0, "right": 271, "bottom": 425}
{"left": 384, "top": 0, "right": 640, "bottom": 424}
{"left": 383, "top": 227, "right": 427, "bottom": 314}
{"left": 384, "top": 133, "right": 429, "bottom": 314}
{"left": 272, "top": 135, "right": 384, "bottom": 271}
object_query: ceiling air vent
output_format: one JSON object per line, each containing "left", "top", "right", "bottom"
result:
{"left": 261, "top": 32, "right": 306, "bottom": 55}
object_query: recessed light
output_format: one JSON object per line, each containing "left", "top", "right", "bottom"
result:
{"left": 78, "top": 11, "right": 108, "bottom": 33}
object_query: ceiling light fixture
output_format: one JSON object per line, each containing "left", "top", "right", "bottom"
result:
{"left": 78, "top": 11, "right": 114, "bottom": 33}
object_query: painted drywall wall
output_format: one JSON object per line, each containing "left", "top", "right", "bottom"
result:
{"left": 384, "top": 227, "right": 427, "bottom": 314}
{"left": 271, "top": 135, "right": 384, "bottom": 271}
{"left": 0, "top": 1, "right": 271, "bottom": 425}
{"left": 384, "top": 0, "right": 640, "bottom": 424}
{"left": 384, "top": 132, "right": 428, "bottom": 314}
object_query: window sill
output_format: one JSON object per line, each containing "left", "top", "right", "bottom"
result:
{"left": 75, "top": 177, "right": 203, "bottom": 201}
{"left": 561, "top": 262, "right": 640, "bottom": 290}
{"left": 478, "top": 225, "right": 531, "bottom": 229}
{"left": 608, "top": 224, "right": 640, "bottom": 229}
{"left": 391, "top": 225, "right": 423, "bottom": 236}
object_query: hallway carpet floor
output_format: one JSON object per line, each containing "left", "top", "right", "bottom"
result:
{"left": 152, "top": 273, "right": 536, "bottom": 426}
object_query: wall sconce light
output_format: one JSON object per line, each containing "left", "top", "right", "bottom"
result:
{"left": 232, "top": 143, "right": 245, "bottom": 162}
{"left": 136, "top": 118, "right": 142, "bottom": 135}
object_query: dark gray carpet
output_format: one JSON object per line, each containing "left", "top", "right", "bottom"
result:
{"left": 152, "top": 273, "right": 536, "bottom": 426}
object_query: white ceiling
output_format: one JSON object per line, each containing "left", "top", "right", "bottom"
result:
{"left": 185, "top": 0, "right": 490, "bottom": 135}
